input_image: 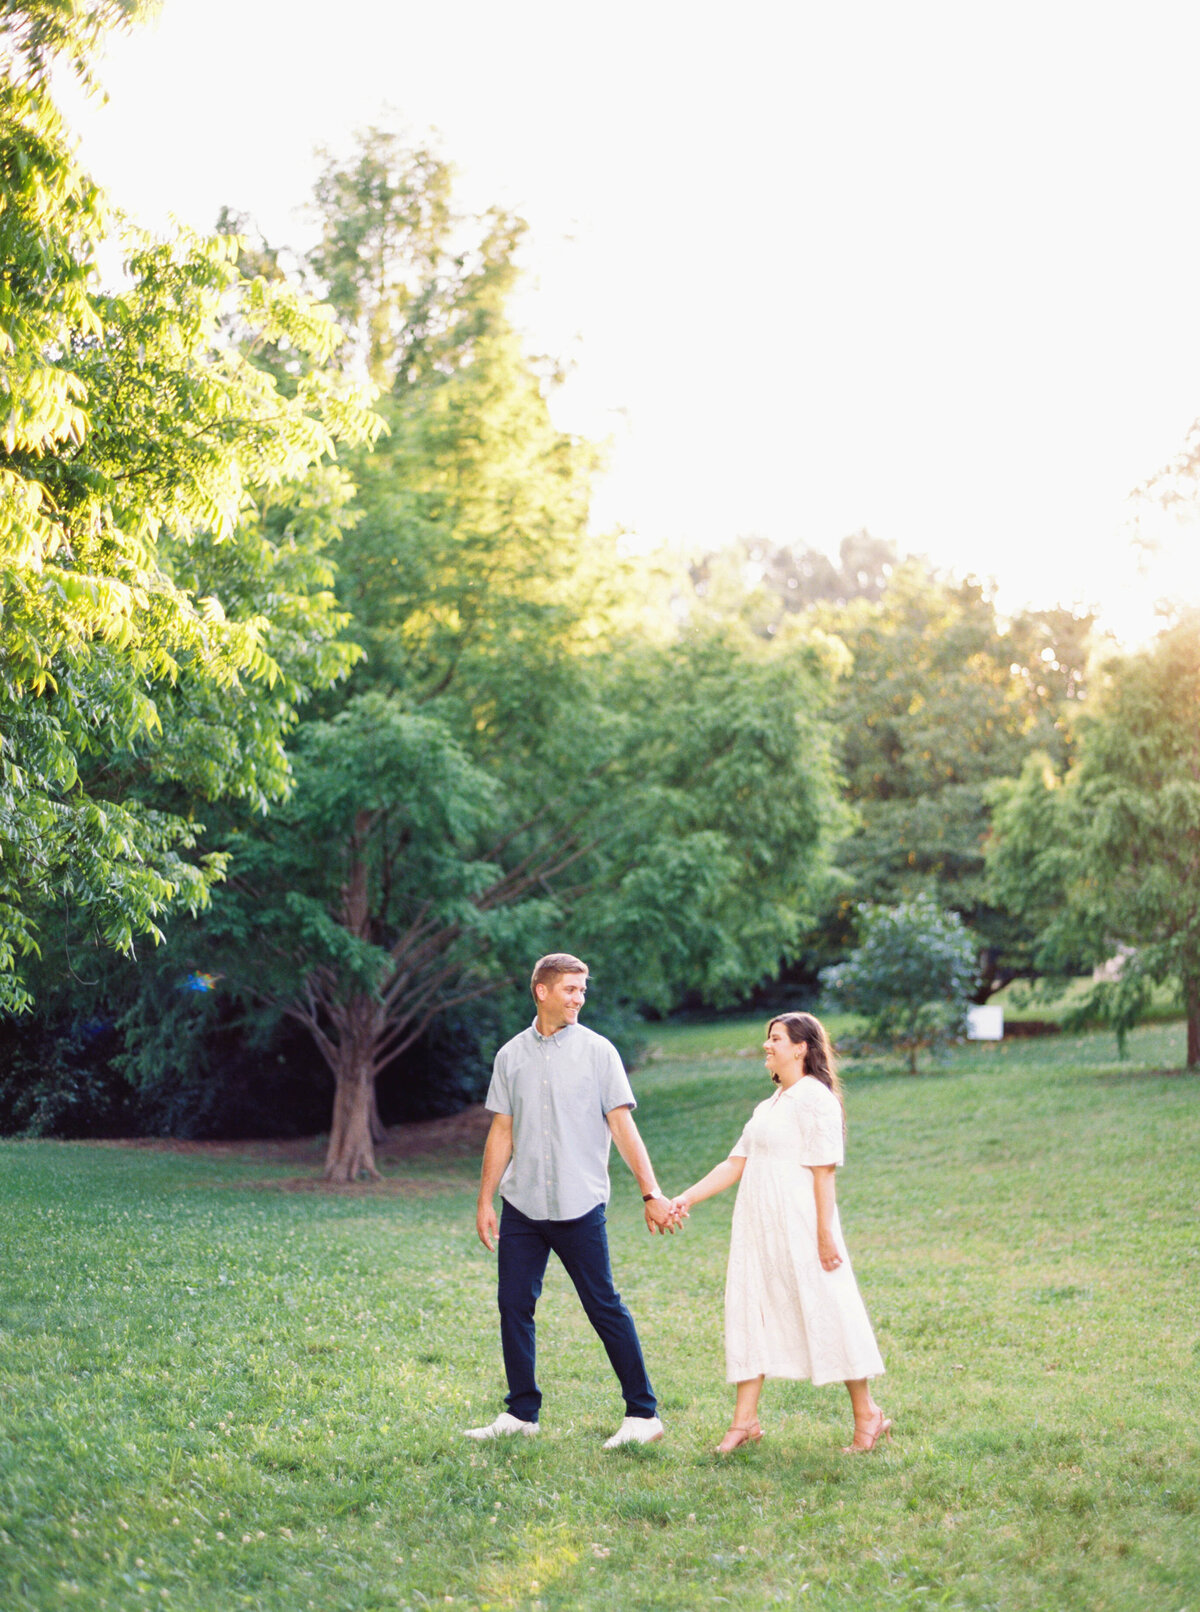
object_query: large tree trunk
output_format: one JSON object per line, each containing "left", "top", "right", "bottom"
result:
{"left": 321, "top": 836, "right": 387, "bottom": 1183}
{"left": 324, "top": 1068, "right": 380, "bottom": 1183}
{"left": 369, "top": 1086, "right": 387, "bottom": 1144}
{"left": 323, "top": 994, "right": 384, "bottom": 1183}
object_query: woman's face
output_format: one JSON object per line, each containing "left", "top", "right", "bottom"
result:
{"left": 763, "top": 1022, "right": 804, "bottom": 1083}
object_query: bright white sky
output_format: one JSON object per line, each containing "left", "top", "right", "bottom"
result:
{"left": 58, "top": 0, "right": 1200, "bottom": 643}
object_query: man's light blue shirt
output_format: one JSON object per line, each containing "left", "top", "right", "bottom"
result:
{"left": 485, "top": 1021, "right": 636, "bottom": 1221}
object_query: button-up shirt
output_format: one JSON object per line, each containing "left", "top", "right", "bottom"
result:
{"left": 485, "top": 1021, "right": 637, "bottom": 1221}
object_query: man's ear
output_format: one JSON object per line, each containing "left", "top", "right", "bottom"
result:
{"left": 533, "top": 982, "right": 547, "bottom": 1003}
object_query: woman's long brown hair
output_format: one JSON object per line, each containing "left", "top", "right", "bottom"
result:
{"left": 769, "top": 1011, "right": 846, "bottom": 1132}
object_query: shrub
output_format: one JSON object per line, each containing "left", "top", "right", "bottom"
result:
{"left": 821, "top": 894, "right": 977, "bottom": 1072}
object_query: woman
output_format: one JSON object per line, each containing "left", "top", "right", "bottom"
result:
{"left": 672, "top": 1012, "right": 890, "bottom": 1454}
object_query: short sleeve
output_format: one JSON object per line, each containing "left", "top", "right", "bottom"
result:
{"left": 729, "top": 1124, "right": 751, "bottom": 1159}
{"left": 598, "top": 1038, "right": 637, "bottom": 1114}
{"left": 484, "top": 1046, "right": 513, "bottom": 1115}
{"left": 796, "top": 1088, "right": 844, "bottom": 1167}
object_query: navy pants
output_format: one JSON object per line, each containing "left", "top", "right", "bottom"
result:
{"left": 497, "top": 1199, "right": 657, "bottom": 1423}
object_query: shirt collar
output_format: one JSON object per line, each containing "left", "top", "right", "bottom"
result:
{"left": 531, "top": 1019, "right": 578, "bottom": 1045}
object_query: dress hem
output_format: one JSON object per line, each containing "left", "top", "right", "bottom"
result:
{"left": 725, "top": 1366, "right": 885, "bottom": 1387}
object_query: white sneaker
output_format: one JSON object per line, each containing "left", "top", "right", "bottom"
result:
{"left": 602, "top": 1415, "right": 665, "bottom": 1449}
{"left": 463, "top": 1412, "right": 540, "bottom": 1441}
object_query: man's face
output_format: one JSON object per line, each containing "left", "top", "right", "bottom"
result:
{"left": 536, "top": 971, "right": 588, "bottom": 1029}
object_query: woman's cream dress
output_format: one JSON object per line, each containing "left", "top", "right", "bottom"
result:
{"left": 724, "top": 1077, "right": 885, "bottom": 1385}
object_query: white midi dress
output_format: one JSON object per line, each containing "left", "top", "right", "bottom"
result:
{"left": 724, "top": 1077, "right": 885, "bottom": 1386}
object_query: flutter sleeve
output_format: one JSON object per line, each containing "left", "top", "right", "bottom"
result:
{"left": 729, "top": 1122, "right": 752, "bottom": 1159}
{"left": 796, "top": 1085, "right": 845, "bottom": 1167}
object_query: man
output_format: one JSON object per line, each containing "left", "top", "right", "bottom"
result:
{"left": 464, "top": 952, "right": 676, "bottom": 1447}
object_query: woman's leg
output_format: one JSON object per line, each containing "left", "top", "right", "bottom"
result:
{"left": 843, "top": 1378, "right": 890, "bottom": 1450}
{"left": 731, "top": 1376, "right": 765, "bottom": 1429}
{"left": 715, "top": 1375, "right": 766, "bottom": 1450}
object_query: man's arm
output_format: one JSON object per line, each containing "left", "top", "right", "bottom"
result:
{"left": 476, "top": 1113, "right": 514, "bottom": 1251}
{"left": 606, "top": 1104, "right": 676, "bottom": 1234}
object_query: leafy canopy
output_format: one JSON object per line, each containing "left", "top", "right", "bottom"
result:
{"left": 987, "top": 612, "right": 1200, "bottom": 1061}
{"left": 0, "top": 6, "right": 380, "bottom": 1011}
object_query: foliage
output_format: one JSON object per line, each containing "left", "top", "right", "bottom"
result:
{"left": 582, "top": 624, "right": 850, "bottom": 1012}
{"left": 194, "top": 618, "right": 847, "bottom": 1170}
{"left": 0, "top": 975, "right": 333, "bottom": 1140}
{"left": 0, "top": 919, "right": 502, "bottom": 1140}
{"left": 206, "top": 689, "right": 556, "bottom": 1065}
{"left": 820, "top": 893, "right": 977, "bottom": 1071}
{"left": 308, "top": 126, "right": 453, "bottom": 385}
{"left": 2, "top": 1023, "right": 1198, "bottom": 1610}
{"left": 325, "top": 177, "right": 614, "bottom": 783}
{"left": 0, "top": 17, "right": 380, "bottom": 1012}
{"left": 681, "top": 542, "right": 1095, "bottom": 997}
{"left": 815, "top": 562, "right": 1093, "bottom": 994}
{"left": 0, "top": 0, "right": 151, "bottom": 91}
{"left": 173, "top": 127, "right": 854, "bottom": 1172}
{"left": 987, "top": 612, "right": 1200, "bottom": 1063}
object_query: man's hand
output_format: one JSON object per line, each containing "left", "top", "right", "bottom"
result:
{"left": 477, "top": 1200, "right": 499, "bottom": 1252}
{"left": 607, "top": 1105, "right": 676, "bottom": 1236}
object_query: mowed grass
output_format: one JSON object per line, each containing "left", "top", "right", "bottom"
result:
{"left": 2, "top": 1021, "right": 1198, "bottom": 1612}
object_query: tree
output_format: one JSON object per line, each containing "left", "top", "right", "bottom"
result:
{"left": 815, "top": 561, "right": 1093, "bottom": 996}
{"left": 581, "top": 624, "right": 850, "bottom": 1012}
{"left": 987, "top": 614, "right": 1200, "bottom": 1065}
{"left": 0, "top": 7, "right": 380, "bottom": 1011}
{"left": 200, "top": 692, "right": 572, "bottom": 1182}
{"left": 314, "top": 136, "right": 617, "bottom": 783}
{"left": 820, "top": 895, "right": 977, "bottom": 1073}
{"left": 681, "top": 544, "right": 1095, "bottom": 996}
{"left": 199, "top": 618, "right": 848, "bottom": 1181}
{"left": 308, "top": 127, "right": 453, "bottom": 386}
{"left": 163, "top": 130, "right": 849, "bottom": 1174}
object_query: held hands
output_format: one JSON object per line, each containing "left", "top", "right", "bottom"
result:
{"left": 478, "top": 1195, "right": 689, "bottom": 1245}
{"left": 643, "top": 1193, "right": 691, "bottom": 1235}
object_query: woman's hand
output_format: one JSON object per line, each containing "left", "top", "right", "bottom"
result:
{"left": 817, "top": 1233, "right": 842, "bottom": 1272}
{"left": 811, "top": 1165, "right": 841, "bottom": 1271}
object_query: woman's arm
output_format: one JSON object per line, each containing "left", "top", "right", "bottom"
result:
{"left": 811, "top": 1164, "right": 842, "bottom": 1271}
{"left": 674, "top": 1154, "right": 746, "bottom": 1215}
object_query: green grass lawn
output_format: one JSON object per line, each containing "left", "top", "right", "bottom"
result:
{"left": 2, "top": 1020, "right": 1198, "bottom": 1611}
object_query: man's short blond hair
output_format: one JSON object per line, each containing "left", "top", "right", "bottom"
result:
{"left": 530, "top": 952, "right": 589, "bottom": 999}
